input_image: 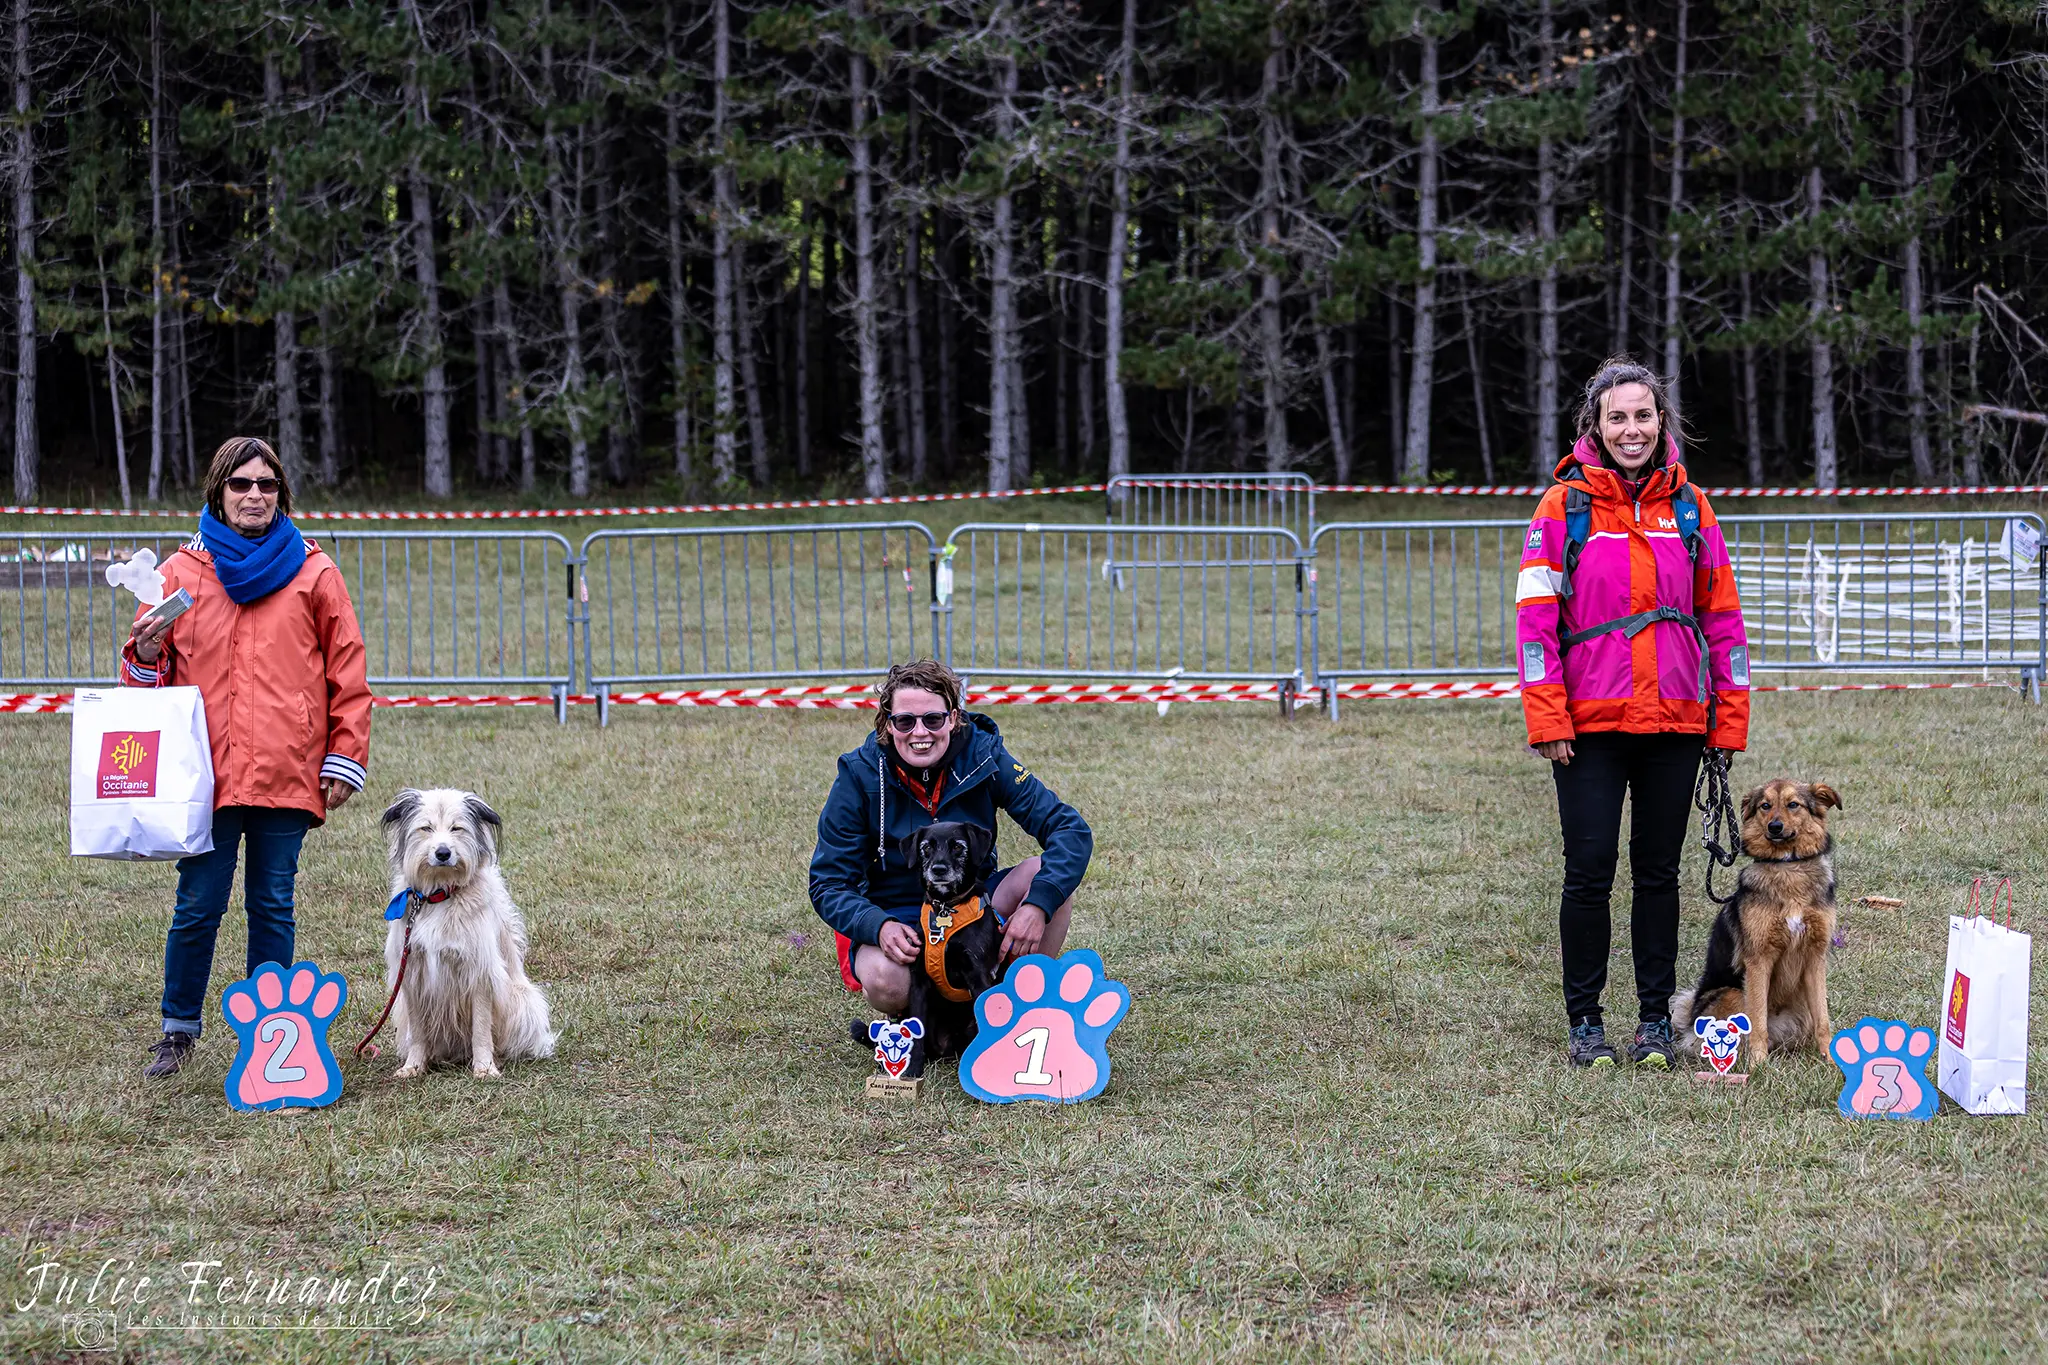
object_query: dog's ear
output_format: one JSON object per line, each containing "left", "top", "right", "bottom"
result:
{"left": 1807, "top": 784, "right": 1842, "bottom": 814}
{"left": 901, "top": 1017, "right": 924, "bottom": 1038}
{"left": 1728, "top": 1013, "right": 1751, "bottom": 1034}
{"left": 866, "top": 1020, "right": 888, "bottom": 1043}
{"left": 1693, "top": 1015, "right": 1712, "bottom": 1038}
{"left": 897, "top": 829, "right": 927, "bottom": 868}
{"left": 1739, "top": 786, "right": 1768, "bottom": 821}
{"left": 463, "top": 794, "right": 503, "bottom": 858}
{"left": 382, "top": 788, "right": 423, "bottom": 830}
{"left": 964, "top": 824, "right": 996, "bottom": 874}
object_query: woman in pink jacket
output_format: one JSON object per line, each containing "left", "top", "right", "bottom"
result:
{"left": 122, "top": 437, "right": 372, "bottom": 1078}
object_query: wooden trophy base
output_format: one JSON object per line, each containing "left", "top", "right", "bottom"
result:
{"left": 1693, "top": 1070, "right": 1748, "bottom": 1085}
{"left": 866, "top": 1074, "right": 924, "bottom": 1101}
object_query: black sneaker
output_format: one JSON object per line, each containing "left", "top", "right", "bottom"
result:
{"left": 1568, "top": 1021, "right": 1617, "bottom": 1068}
{"left": 1631, "top": 1018, "right": 1678, "bottom": 1070}
{"left": 144, "top": 1032, "right": 195, "bottom": 1078}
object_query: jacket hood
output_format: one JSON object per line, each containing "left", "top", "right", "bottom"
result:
{"left": 1553, "top": 433, "right": 1687, "bottom": 503}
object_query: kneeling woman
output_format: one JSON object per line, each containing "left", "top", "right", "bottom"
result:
{"left": 809, "top": 660, "right": 1093, "bottom": 1012}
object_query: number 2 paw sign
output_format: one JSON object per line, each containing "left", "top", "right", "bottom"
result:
{"left": 960, "top": 950, "right": 1130, "bottom": 1105}
{"left": 221, "top": 962, "right": 348, "bottom": 1112}
{"left": 1830, "top": 1017, "right": 1939, "bottom": 1121}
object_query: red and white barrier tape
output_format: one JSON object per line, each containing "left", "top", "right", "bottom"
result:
{"left": 7, "top": 482, "right": 2045, "bottom": 523}
{"left": 3, "top": 677, "right": 2019, "bottom": 715}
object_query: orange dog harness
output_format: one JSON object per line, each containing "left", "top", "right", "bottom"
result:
{"left": 920, "top": 896, "right": 1003, "bottom": 1003}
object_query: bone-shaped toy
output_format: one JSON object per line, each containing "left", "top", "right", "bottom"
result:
{"left": 105, "top": 548, "right": 166, "bottom": 607}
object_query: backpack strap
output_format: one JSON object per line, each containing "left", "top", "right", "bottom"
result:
{"left": 1672, "top": 482, "right": 1703, "bottom": 568}
{"left": 1560, "top": 482, "right": 1592, "bottom": 602}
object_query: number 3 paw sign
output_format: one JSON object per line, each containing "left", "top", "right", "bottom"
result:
{"left": 960, "top": 949, "right": 1130, "bottom": 1105}
{"left": 1830, "top": 1017, "right": 1939, "bottom": 1121}
{"left": 221, "top": 961, "right": 348, "bottom": 1112}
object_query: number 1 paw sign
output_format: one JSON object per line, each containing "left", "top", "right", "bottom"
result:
{"left": 959, "top": 949, "right": 1130, "bottom": 1105}
{"left": 221, "top": 962, "right": 348, "bottom": 1112}
{"left": 1830, "top": 1017, "right": 1939, "bottom": 1121}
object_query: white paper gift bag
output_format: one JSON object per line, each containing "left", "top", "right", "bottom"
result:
{"left": 69, "top": 686, "right": 215, "bottom": 861}
{"left": 1938, "top": 878, "right": 2031, "bottom": 1116}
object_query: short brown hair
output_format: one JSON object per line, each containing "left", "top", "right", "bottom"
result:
{"left": 874, "top": 659, "right": 964, "bottom": 735}
{"left": 1572, "top": 355, "right": 1686, "bottom": 453}
{"left": 204, "top": 437, "right": 294, "bottom": 521}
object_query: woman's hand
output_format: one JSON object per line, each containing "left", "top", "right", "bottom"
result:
{"left": 878, "top": 920, "right": 921, "bottom": 966}
{"left": 1000, "top": 904, "right": 1048, "bottom": 963}
{"left": 321, "top": 780, "right": 355, "bottom": 813}
{"left": 1534, "top": 739, "right": 1575, "bottom": 765}
{"left": 127, "top": 613, "right": 173, "bottom": 663}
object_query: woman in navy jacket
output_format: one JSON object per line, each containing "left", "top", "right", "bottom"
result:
{"left": 809, "top": 659, "right": 1093, "bottom": 1013}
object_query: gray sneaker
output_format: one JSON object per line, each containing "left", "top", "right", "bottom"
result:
{"left": 1568, "top": 1021, "right": 1617, "bottom": 1068}
{"left": 144, "top": 1032, "right": 195, "bottom": 1078}
{"left": 1631, "top": 1018, "right": 1677, "bottom": 1070}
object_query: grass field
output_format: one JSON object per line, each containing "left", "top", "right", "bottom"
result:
{"left": 3, "top": 691, "right": 2047, "bottom": 1362}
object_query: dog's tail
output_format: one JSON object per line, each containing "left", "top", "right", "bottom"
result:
{"left": 1669, "top": 989, "right": 1699, "bottom": 1054}
{"left": 1768, "top": 1003, "right": 1814, "bottom": 1051}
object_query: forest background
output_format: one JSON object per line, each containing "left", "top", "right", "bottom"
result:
{"left": 5, "top": 0, "right": 2048, "bottom": 507}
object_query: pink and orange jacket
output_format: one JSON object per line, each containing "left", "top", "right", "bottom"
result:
{"left": 120, "top": 538, "right": 371, "bottom": 824}
{"left": 1516, "top": 439, "right": 1750, "bottom": 751}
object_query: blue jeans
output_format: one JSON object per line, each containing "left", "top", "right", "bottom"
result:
{"left": 161, "top": 806, "right": 313, "bottom": 1036}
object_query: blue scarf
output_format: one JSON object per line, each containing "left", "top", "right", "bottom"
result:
{"left": 199, "top": 507, "right": 308, "bottom": 604}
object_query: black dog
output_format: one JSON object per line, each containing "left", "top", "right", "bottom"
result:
{"left": 847, "top": 820, "right": 1003, "bottom": 1077}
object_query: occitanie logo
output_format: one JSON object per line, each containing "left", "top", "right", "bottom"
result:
{"left": 109, "top": 734, "right": 149, "bottom": 775}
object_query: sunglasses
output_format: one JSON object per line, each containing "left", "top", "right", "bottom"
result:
{"left": 224, "top": 476, "right": 281, "bottom": 494}
{"left": 887, "top": 711, "right": 952, "bottom": 734}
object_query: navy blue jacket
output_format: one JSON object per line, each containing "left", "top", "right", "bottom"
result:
{"left": 808, "top": 713, "right": 1093, "bottom": 946}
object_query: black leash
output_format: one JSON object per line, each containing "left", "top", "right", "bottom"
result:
{"left": 1694, "top": 748, "right": 1740, "bottom": 905}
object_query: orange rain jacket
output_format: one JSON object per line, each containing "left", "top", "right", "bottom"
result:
{"left": 1515, "top": 438, "right": 1751, "bottom": 751}
{"left": 120, "top": 535, "right": 372, "bottom": 824}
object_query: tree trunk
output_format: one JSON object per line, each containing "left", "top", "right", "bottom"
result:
{"left": 1402, "top": 18, "right": 1440, "bottom": 485}
{"left": 1900, "top": 0, "right": 1932, "bottom": 481}
{"left": 1805, "top": 86, "right": 1837, "bottom": 489}
{"left": 399, "top": 0, "right": 450, "bottom": 497}
{"left": 1258, "top": 23, "right": 1289, "bottom": 471}
{"left": 1315, "top": 309, "right": 1350, "bottom": 481}
{"left": 494, "top": 280, "right": 534, "bottom": 493}
{"left": 664, "top": 4, "right": 692, "bottom": 487}
{"left": 1739, "top": 270, "right": 1763, "bottom": 484}
{"left": 1615, "top": 120, "right": 1634, "bottom": 356}
{"left": 546, "top": 99, "right": 589, "bottom": 497}
{"left": 1075, "top": 208, "right": 1094, "bottom": 466}
{"left": 473, "top": 300, "right": 492, "bottom": 482}
{"left": 937, "top": 220, "right": 957, "bottom": 473}
{"left": 1010, "top": 344, "right": 1031, "bottom": 484}
{"left": 848, "top": 0, "right": 887, "bottom": 495}
{"left": 1462, "top": 289, "right": 1494, "bottom": 482}
{"left": 99, "top": 267, "right": 131, "bottom": 508}
{"left": 317, "top": 309, "right": 341, "bottom": 487}
{"left": 148, "top": 8, "right": 165, "bottom": 501}
{"left": 12, "top": 0, "right": 37, "bottom": 502}
{"left": 1103, "top": 0, "right": 1135, "bottom": 497}
{"left": 795, "top": 208, "right": 812, "bottom": 477}
{"left": 986, "top": 49, "right": 1018, "bottom": 492}
{"left": 710, "top": 0, "right": 738, "bottom": 486}
{"left": 903, "top": 216, "right": 928, "bottom": 484}
{"left": 171, "top": 223, "right": 195, "bottom": 485}
{"left": 1662, "top": 0, "right": 1688, "bottom": 427}
{"left": 264, "top": 53, "right": 305, "bottom": 488}
{"left": 735, "top": 241, "right": 771, "bottom": 484}
{"left": 1536, "top": 0, "right": 1559, "bottom": 467}
{"left": 594, "top": 139, "right": 630, "bottom": 486}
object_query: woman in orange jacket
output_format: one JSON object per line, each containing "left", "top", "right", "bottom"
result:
{"left": 1515, "top": 359, "right": 1750, "bottom": 1069}
{"left": 122, "top": 437, "right": 372, "bottom": 1078}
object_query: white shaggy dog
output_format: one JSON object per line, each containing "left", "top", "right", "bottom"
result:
{"left": 380, "top": 788, "right": 556, "bottom": 1077}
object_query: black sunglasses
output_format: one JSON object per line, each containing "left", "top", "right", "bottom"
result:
{"left": 887, "top": 710, "right": 952, "bottom": 734}
{"left": 224, "top": 476, "right": 281, "bottom": 494}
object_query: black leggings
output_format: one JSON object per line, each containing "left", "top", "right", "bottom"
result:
{"left": 1551, "top": 731, "right": 1704, "bottom": 1026}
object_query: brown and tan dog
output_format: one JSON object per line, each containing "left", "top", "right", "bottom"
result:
{"left": 1672, "top": 779, "right": 1841, "bottom": 1064}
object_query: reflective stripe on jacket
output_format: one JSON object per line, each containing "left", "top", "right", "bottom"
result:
{"left": 1515, "top": 438, "right": 1750, "bottom": 750}
{"left": 120, "top": 537, "right": 372, "bottom": 824}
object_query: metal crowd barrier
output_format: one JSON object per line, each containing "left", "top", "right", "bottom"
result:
{"left": 1106, "top": 473, "right": 1317, "bottom": 543}
{"left": 6, "top": 512, "right": 2041, "bottom": 725}
{"left": 939, "top": 523, "right": 1309, "bottom": 706}
{"left": 576, "top": 522, "right": 941, "bottom": 724}
{"left": 1, "top": 529, "right": 578, "bottom": 718}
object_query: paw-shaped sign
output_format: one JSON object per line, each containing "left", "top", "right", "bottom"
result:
{"left": 221, "top": 961, "right": 347, "bottom": 1112}
{"left": 1830, "top": 1017, "right": 1938, "bottom": 1121}
{"left": 960, "top": 949, "right": 1130, "bottom": 1105}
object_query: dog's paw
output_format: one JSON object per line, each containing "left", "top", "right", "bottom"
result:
{"left": 221, "top": 962, "right": 347, "bottom": 1111}
{"left": 1831, "top": 1018, "right": 1938, "bottom": 1120}
{"left": 960, "top": 949, "right": 1130, "bottom": 1104}
{"left": 393, "top": 1061, "right": 426, "bottom": 1079}
{"left": 472, "top": 1061, "right": 501, "bottom": 1079}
